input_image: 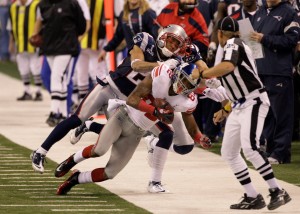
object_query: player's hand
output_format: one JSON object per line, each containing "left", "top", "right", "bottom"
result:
{"left": 213, "top": 108, "right": 229, "bottom": 125}
{"left": 205, "top": 78, "right": 221, "bottom": 89}
{"left": 158, "top": 58, "right": 180, "bottom": 69}
{"left": 194, "top": 133, "right": 212, "bottom": 149}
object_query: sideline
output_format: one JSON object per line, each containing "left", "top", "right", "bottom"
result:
{"left": 0, "top": 73, "right": 299, "bottom": 213}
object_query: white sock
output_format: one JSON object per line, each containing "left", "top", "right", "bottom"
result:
{"left": 78, "top": 171, "right": 93, "bottom": 184}
{"left": 150, "top": 147, "right": 168, "bottom": 182}
{"left": 73, "top": 149, "right": 86, "bottom": 163}
{"left": 36, "top": 147, "right": 48, "bottom": 155}
{"left": 266, "top": 178, "right": 281, "bottom": 189}
{"left": 243, "top": 183, "right": 259, "bottom": 198}
{"left": 85, "top": 120, "right": 93, "bottom": 129}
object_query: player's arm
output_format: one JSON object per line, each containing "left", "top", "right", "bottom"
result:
{"left": 130, "top": 45, "right": 159, "bottom": 73}
{"left": 181, "top": 112, "right": 212, "bottom": 149}
{"left": 200, "top": 61, "right": 234, "bottom": 79}
{"left": 126, "top": 74, "right": 154, "bottom": 111}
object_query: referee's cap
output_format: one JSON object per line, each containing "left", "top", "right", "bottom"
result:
{"left": 218, "top": 16, "right": 239, "bottom": 32}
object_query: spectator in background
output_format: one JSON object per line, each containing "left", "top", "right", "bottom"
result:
{"left": 146, "top": 0, "right": 169, "bottom": 15}
{"left": 7, "top": 0, "right": 43, "bottom": 101}
{"left": 98, "top": 0, "right": 156, "bottom": 61}
{"left": 0, "top": 0, "right": 10, "bottom": 61}
{"left": 31, "top": 0, "right": 86, "bottom": 126}
{"left": 154, "top": 0, "right": 209, "bottom": 57}
{"left": 250, "top": 0, "right": 300, "bottom": 164}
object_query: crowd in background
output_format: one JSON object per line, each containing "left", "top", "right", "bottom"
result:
{"left": 0, "top": 0, "right": 300, "bottom": 165}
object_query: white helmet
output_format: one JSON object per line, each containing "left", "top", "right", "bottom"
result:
{"left": 157, "top": 24, "right": 190, "bottom": 58}
{"left": 172, "top": 63, "right": 199, "bottom": 96}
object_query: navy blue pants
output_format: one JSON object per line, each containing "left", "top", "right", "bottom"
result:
{"left": 259, "top": 75, "right": 293, "bottom": 163}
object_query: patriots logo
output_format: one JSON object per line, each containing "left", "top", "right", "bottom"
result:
{"left": 273, "top": 16, "right": 282, "bottom": 21}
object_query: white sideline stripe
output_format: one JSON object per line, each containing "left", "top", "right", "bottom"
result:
{"left": 26, "top": 192, "right": 93, "bottom": 195}
{"left": 0, "top": 173, "right": 51, "bottom": 175}
{"left": 30, "top": 196, "right": 99, "bottom": 199}
{"left": 51, "top": 209, "right": 123, "bottom": 212}
{"left": 38, "top": 200, "right": 107, "bottom": 203}
{"left": 0, "top": 157, "right": 28, "bottom": 159}
{"left": 0, "top": 169, "right": 51, "bottom": 172}
{"left": 0, "top": 148, "right": 12, "bottom": 150}
{"left": 21, "top": 188, "right": 85, "bottom": 191}
{"left": 0, "top": 184, "right": 54, "bottom": 187}
{"left": 0, "top": 205, "right": 115, "bottom": 207}
{"left": 1, "top": 176, "right": 55, "bottom": 179}
{"left": 0, "top": 163, "right": 32, "bottom": 165}
{"left": 12, "top": 181, "right": 58, "bottom": 183}
{"left": 0, "top": 160, "right": 31, "bottom": 162}
{"left": 0, "top": 154, "right": 23, "bottom": 156}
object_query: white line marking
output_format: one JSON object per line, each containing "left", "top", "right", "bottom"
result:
{"left": 1, "top": 176, "right": 55, "bottom": 179}
{"left": 38, "top": 200, "right": 107, "bottom": 203}
{"left": 0, "top": 169, "right": 51, "bottom": 172}
{"left": 0, "top": 148, "right": 12, "bottom": 150}
{"left": 21, "top": 188, "right": 84, "bottom": 191}
{"left": 51, "top": 209, "right": 123, "bottom": 212}
{"left": 0, "top": 163, "right": 32, "bottom": 165}
{"left": 30, "top": 196, "right": 98, "bottom": 198}
{"left": 0, "top": 173, "right": 52, "bottom": 176}
{"left": 11, "top": 181, "right": 58, "bottom": 183}
{"left": 0, "top": 160, "right": 31, "bottom": 162}
{"left": 0, "top": 157, "right": 28, "bottom": 159}
{"left": 0, "top": 205, "right": 115, "bottom": 207}
{"left": 0, "top": 154, "right": 23, "bottom": 156}
{"left": 0, "top": 184, "right": 54, "bottom": 187}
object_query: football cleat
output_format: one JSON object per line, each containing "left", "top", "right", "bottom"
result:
{"left": 30, "top": 151, "right": 46, "bottom": 174}
{"left": 147, "top": 181, "right": 169, "bottom": 193}
{"left": 56, "top": 170, "right": 80, "bottom": 195}
{"left": 230, "top": 193, "right": 266, "bottom": 210}
{"left": 17, "top": 92, "right": 32, "bottom": 101}
{"left": 46, "top": 112, "right": 62, "bottom": 127}
{"left": 70, "top": 118, "right": 93, "bottom": 145}
{"left": 55, "top": 154, "right": 77, "bottom": 178}
{"left": 34, "top": 91, "right": 43, "bottom": 101}
{"left": 267, "top": 188, "right": 291, "bottom": 210}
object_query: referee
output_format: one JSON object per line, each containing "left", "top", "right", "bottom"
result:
{"left": 200, "top": 16, "right": 291, "bottom": 210}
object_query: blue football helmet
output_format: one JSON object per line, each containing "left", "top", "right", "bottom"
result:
{"left": 172, "top": 63, "right": 199, "bottom": 96}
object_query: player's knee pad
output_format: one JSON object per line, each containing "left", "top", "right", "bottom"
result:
{"left": 156, "top": 130, "right": 174, "bottom": 150}
{"left": 173, "top": 144, "right": 194, "bottom": 155}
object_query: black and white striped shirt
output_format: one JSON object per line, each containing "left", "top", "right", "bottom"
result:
{"left": 221, "top": 37, "right": 264, "bottom": 103}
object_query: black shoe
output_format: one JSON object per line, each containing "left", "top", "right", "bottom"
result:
{"left": 230, "top": 193, "right": 266, "bottom": 210}
{"left": 56, "top": 170, "right": 80, "bottom": 195}
{"left": 30, "top": 151, "right": 46, "bottom": 173}
{"left": 46, "top": 112, "right": 62, "bottom": 127}
{"left": 70, "top": 117, "right": 93, "bottom": 145}
{"left": 17, "top": 92, "right": 32, "bottom": 101}
{"left": 267, "top": 188, "right": 292, "bottom": 210}
{"left": 34, "top": 91, "right": 43, "bottom": 101}
{"left": 55, "top": 154, "right": 77, "bottom": 178}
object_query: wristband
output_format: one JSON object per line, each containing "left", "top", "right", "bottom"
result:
{"left": 193, "top": 132, "right": 202, "bottom": 142}
{"left": 223, "top": 102, "right": 232, "bottom": 113}
{"left": 137, "top": 99, "right": 155, "bottom": 114}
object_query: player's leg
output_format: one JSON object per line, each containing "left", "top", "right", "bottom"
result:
{"left": 56, "top": 107, "right": 144, "bottom": 195}
{"left": 29, "top": 53, "right": 43, "bottom": 101}
{"left": 240, "top": 102, "right": 291, "bottom": 210}
{"left": 16, "top": 53, "right": 32, "bottom": 100}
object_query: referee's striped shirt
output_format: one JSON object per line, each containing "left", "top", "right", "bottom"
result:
{"left": 220, "top": 37, "right": 264, "bottom": 102}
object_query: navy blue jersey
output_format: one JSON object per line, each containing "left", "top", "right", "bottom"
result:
{"left": 109, "top": 32, "right": 159, "bottom": 96}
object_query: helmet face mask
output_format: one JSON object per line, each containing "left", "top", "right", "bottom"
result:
{"left": 157, "top": 25, "right": 190, "bottom": 58}
{"left": 172, "top": 63, "right": 199, "bottom": 96}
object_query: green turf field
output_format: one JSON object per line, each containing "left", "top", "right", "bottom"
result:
{"left": 0, "top": 135, "right": 150, "bottom": 214}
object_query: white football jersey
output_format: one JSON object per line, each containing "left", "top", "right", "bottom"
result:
{"left": 126, "top": 64, "right": 198, "bottom": 130}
